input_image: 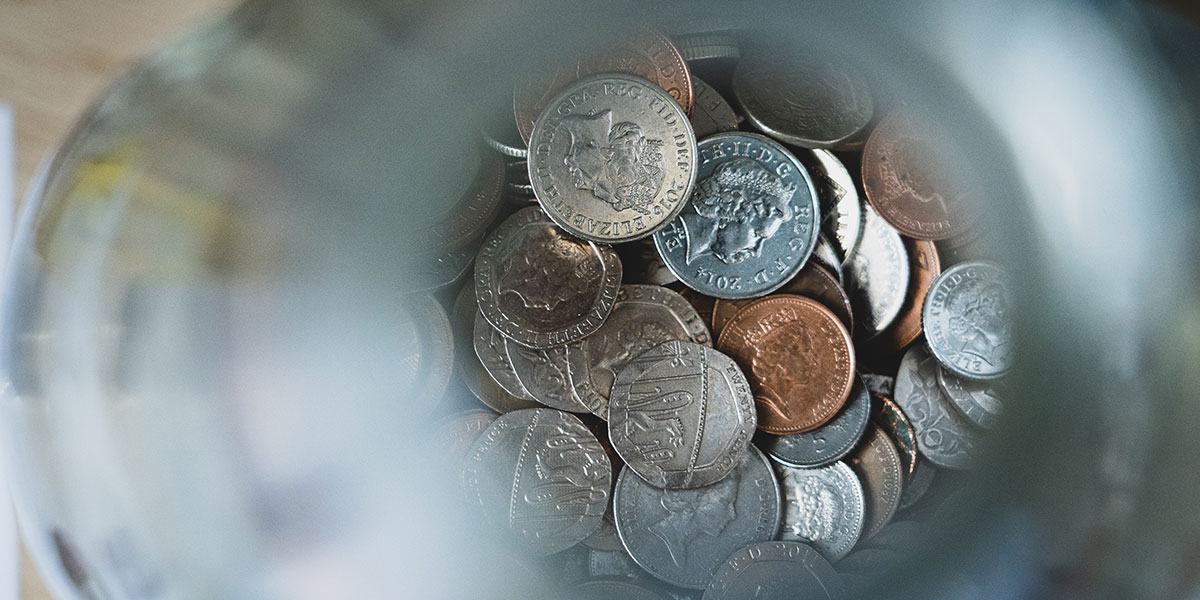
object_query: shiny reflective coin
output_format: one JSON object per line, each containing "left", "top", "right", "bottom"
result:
{"left": 435, "top": 409, "right": 498, "bottom": 476}
{"left": 883, "top": 238, "right": 942, "bottom": 350}
{"left": 609, "top": 341, "right": 756, "bottom": 489}
{"left": 618, "top": 240, "right": 680, "bottom": 286}
{"left": 862, "top": 107, "right": 978, "bottom": 240}
{"left": 812, "top": 234, "right": 844, "bottom": 284}
{"left": 779, "top": 263, "right": 854, "bottom": 334}
{"left": 795, "top": 148, "right": 863, "bottom": 264}
{"left": 860, "top": 373, "right": 895, "bottom": 397}
{"left": 922, "top": 261, "right": 1012, "bottom": 379}
{"left": 846, "top": 425, "right": 904, "bottom": 539}
{"left": 583, "top": 419, "right": 626, "bottom": 552}
{"left": 506, "top": 339, "right": 593, "bottom": 413}
{"left": 396, "top": 294, "right": 454, "bottom": 410}
{"left": 690, "top": 76, "right": 741, "bottom": 139}
{"left": 483, "top": 131, "right": 529, "bottom": 159}
{"left": 473, "top": 310, "right": 539, "bottom": 404}
{"left": 675, "top": 33, "right": 741, "bottom": 63}
{"left": 717, "top": 296, "right": 855, "bottom": 435}
{"left": 528, "top": 74, "right": 698, "bottom": 243}
{"left": 733, "top": 46, "right": 873, "bottom": 149}
{"left": 845, "top": 205, "right": 909, "bottom": 338}
{"left": 894, "top": 345, "right": 981, "bottom": 470}
{"left": 937, "top": 366, "right": 1005, "bottom": 429}
{"left": 614, "top": 447, "right": 781, "bottom": 589}
{"left": 654, "top": 132, "right": 819, "bottom": 299}
{"left": 567, "top": 285, "right": 712, "bottom": 419}
{"left": 898, "top": 458, "right": 936, "bottom": 511}
{"left": 475, "top": 207, "right": 622, "bottom": 349}
{"left": 464, "top": 409, "right": 611, "bottom": 555}
{"left": 703, "top": 541, "right": 845, "bottom": 600}
{"left": 773, "top": 462, "right": 866, "bottom": 561}
{"left": 515, "top": 29, "right": 694, "bottom": 142}
{"left": 760, "top": 376, "right": 870, "bottom": 469}
{"left": 576, "top": 579, "right": 669, "bottom": 600}
{"left": 872, "top": 394, "right": 918, "bottom": 481}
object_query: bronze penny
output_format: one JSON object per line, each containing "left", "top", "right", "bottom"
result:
{"left": 779, "top": 263, "right": 854, "bottom": 334}
{"left": 871, "top": 393, "right": 918, "bottom": 481}
{"left": 717, "top": 295, "right": 855, "bottom": 434}
{"left": 513, "top": 29, "right": 693, "bottom": 143}
{"left": 710, "top": 297, "right": 754, "bottom": 339}
{"left": 882, "top": 238, "right": 941, "bottom": 350}
{"left": 861, "top": 108, "right": 978, "bottom": 240}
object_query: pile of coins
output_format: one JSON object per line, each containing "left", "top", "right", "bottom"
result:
{"left": 419, "top": 28, "right": 1013, "bottom": 600}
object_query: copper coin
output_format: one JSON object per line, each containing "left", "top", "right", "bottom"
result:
{"left": 871, "top": 394, "right": 918, "bottom": 481}
{"left": 779, "top": 263, "right": 854, "bottom": 334}
{"left": 845, "top": 425, "right": 904, "bottom": 539}
{"left": 679, "top": 288, "right": 716, "bottom": 328}
{"left": 882, "top": 238, "right": 941, "bottom": 350}
{"left": 717, "top": 296, "right": 855, "bottom": 434}
{"left": 513, "top": 29, "right": 693, "bottom": 143}
{"left": 710, "top": 297, "right": 754, "bottom": 339}
{"left": 861, "top": 108, "right": 978, "bottom": 240}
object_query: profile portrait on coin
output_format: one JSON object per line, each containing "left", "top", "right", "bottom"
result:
{"left": 752, "top": 323, "right": 818, "bottom": 421}
{"left": 682, "top": 157, "right": 796, "bottom": 265}
{"left": 499, "top": 224, "right": 602, "bottom": 314}
{"left": 948, "top": 281, "right": 1011, "bottom": 365}
{"left": 882, "top": 136, "right": 957, "bottom": 213}
{"left": 649, "top": 470, "right": 740, "bottom": 567}
{"left": 592, "top": 319, "right": 674, "bottom": 373}
{"left": 561, "top": 110, "right": 666, "bottom": 214}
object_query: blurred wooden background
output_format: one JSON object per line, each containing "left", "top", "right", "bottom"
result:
{"left": 0, "top": 1, "right": 237, "bottom": 596}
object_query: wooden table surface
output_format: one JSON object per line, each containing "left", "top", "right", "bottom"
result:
{"left": 0, "top": 2, "right": 237, "bottom": 596}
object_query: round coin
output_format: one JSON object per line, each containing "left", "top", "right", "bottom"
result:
{"left": 845, "top": 205, "right": 909, "bottom": 338}
{"left": 871, "top": 394, "right": 918, "bottom": 481}
{"left": 653, "top": 132, "right": 819, "bottom": 299}
{"left": 395, "top": 294, "right": 454, "bottom": 411}
{"left": 613, "top": 447, "right": 781, "bottom": 589}
{"left": 883, "top": 238, "right": 942, "bottom": 350}
{"left": 937, "top": 366, "right": 1005, "bottom": 429}
{"left": 846, "top": 425, "right": 904, "bottom": 539}
{"left": 795, "top": 148, "right": 863, "bottom": 264}
{"left": 717, "top": 296, "right": 855, "bottom": 435}
{"left": 527, "top": 74, "right": 698, "bottom": 243}
{"left": 774, "top": 462, "right": 866, "bottom": 561}
{"left": 703, "top": 541, "right": 845, "bottom": 600}
{"left": 609, "top": 341, "right": 756, "bottom": 489}
{"left": 862, "top": 107, "right": 978, "bottom": 240}
{"left": 679, "top": 289, "right": 717, "bottom": 331}
{"left": 709, "top": 297, "right": 753, "bottom": 339}
{"left": 898, "top": 458, "right": 937, "bottom": 511}
{"left": 893, "top": 345, "right": 981, "bottom": 470}
{"left": 675, "top": 32, "right": 741, "bottom": 63}
{"left": 566, "top": 285, "right": 712, "bottom": 419}
{"left": 733, "top": 46, "right": 873, "bottom": 148}
{"left": 759, "top": 375, "right": 870, "bottom": 469}
{"left": 464, "top": 409, "right": 611, "bottom": 555}
{"left": 475, "top": 206, "right": 622, "bottom": 349}
{"left": 433, "top": 152, "right": 506, "bottom": 252}
{"left": 922, "top": 261, "right": 1012, "bottom": 379}
{"left": 779, "top": 263, "right": 854, "bottom": 334}
{"left": 690, "top": 76, "right": 741, "bottom": 139}
{"left": 576, "top": 579, "right": 669, "bottom": 600}
{"left": 506, "top": 338, "right": 593, "bottom": 413}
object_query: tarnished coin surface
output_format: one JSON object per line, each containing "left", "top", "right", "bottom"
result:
{"left": 774, "top": 462, "right": 866, "bottom": 561}
{"left": 703, "top": 541, "right": 845, "bottom": 600}
{"left": 922, "top": 261, "right": 1012, "bottom": 380}
{"left": 760, "top": 375, "right": 870, "bottom": 469}
{"left": 862, "top": 107, "right": 978, "bottom": 240}
{"left": 846, "top": 425, "right": 904, "bottom": 539}
{"left": 733, "top": 46, "right": 873, "bottom": 148}
{"left": 475, "top": 207, "right": 622, "bottom": 348}
{"left": 653, "top": 133, "right": 819, "bottom": 299}
{"left": 717, "top": 296, "right": 855, "bottom": 435}
{"left": 464, "top": 409, "right": 611, "bottom": 555}
{"left": 937, "top": 366, "right": 1005, "bottom": 429}
{"left": 795, "top": 148, "right": 863, "bottom": 264}
{"left": 845, "top": 205, "right": 909, "bottom": 338}
{"left": 395, "top": 294, "right": 454, "bottom": 411}
{"left": 576, "top": 579, "right": 669, "bottom": 600}
{"left": 614, "top": 447, "right": 781, "bottom": 589}
{"left": 690, "top": 76, "right": 741, "bottom": 139}
{"left": 567, "top": 285, "right": 712, "bottom": 419}
{"left": 871, "top": 394, "right": 918, "bottom": 481}
{"left": 883, "top": 238, "right": 941, "bottom": 350}
{"left": 609, "top": 341, "right": 756, "bottom": 489}
{"left": 894, "top": 345, "right": 981, "bottom": 470}
{"left": 898, "top": 458, "right": 937, "bottom": 510}
{"left": 860, "top": 373, "right": 895, "bottom": 398}
{"left": 505, "top": 338, "right": 593, "bottom": 413}
{"left": 528, "top": 74, "right": 698, "bottom": 243}
{"left": 472, "top": 310, "right": 541, "bottom": 409}
{"left": 779, "top": 263, "right": 854, "bottom": 334}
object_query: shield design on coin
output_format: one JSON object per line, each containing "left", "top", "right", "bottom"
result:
{"left": 514, "top": 423, "right": 610, "bottom": 543}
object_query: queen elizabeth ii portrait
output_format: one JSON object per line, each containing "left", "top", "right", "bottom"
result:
{"left": 682, "top": 157, "right": 796, "bottom": 265}
{"left": 561, "top": 110, "right": 666, "bottom": 214}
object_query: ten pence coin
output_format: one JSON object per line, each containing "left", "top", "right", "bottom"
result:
{"left": 922, "top": 261, "right": 1012, "bottom": 380}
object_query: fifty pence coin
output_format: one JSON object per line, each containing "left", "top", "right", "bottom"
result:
{"left": 654, "top": 132, "right": 820, "bottom": 299}
{"left": 528, "top": 74, "right": 698, "bottom": 243}
{"left": 759, "top": 375, "right": 870, "bottom": 469}
{"left": 883, "top": 238, "right": 941, "bottom": 350}
{"left": 937, "top": 366, "right": 1006, "bottom": 429}
{"left": 845, "top": 204, "right": 909, "bottom": 338}
{"left": 505, "top": 339, "right": 593, "bottom": 413}
{"left": 464, "top": 409, "right": 611, "bottom": 555}
{"left": 922, "top": 261, "right": 1013, "bottom": 380}
{"left": 567, "top": 285, "right": 712, "bottom": 419}
{"left": 774, "top": 462, "right": 866, "bottom": 561}
{"left": 717, "top": 296, "right": 855, "bottom": 435}
{"left": 893, "top": 345, "right": 981, "bottom": 470}
{"left": 795, "top": 148, "right": 863, "bottom": 264}
{"left": 608, "top": 341, "right": 757, "bottom": 489}
{"left": 703, "top": 541, "right": 845, "bottom": 600}
{"left": 475, "top": 206, "right": 622, "bottom": 349}
{"left": 690, "top": 76, "right": 741, "bottom": 139}
{"left": 613, "top": 447, "right": 781, "bottom": 589}
{"left": 846, "top": 425, "right": 904, "bottom": 539}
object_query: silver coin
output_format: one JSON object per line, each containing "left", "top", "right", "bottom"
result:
{"left": 898, "top": 457, "right": 936, "bottom": 511}
{"left": 505, "top": 338, "right": 593, "bottom": 413}
{"left": 845, "top": 205, "right": 909, "bottom": 338}
{"left": 582, "top": 516, "right": 624, "bottom": 553}
{"left": 860, "top": 373, "right": 895, "bottom": 398}
{"left": 773, "top": 461, "right": 866, "bottom": 561}
{"left": 653, "top": 132, "right": 820, "bottom": 299}
{"left": 618, "top": 240, "right": 680, "bottom": 286}
{"left": 703, "top": 541, "right": 845, "bottom": 600}
{"left": 893, "top": 345, "right": 981, "bottom": 470}
{"left": 473, "top": 310, "right": 537, "bottom": 402}
{"left": 475, "top": 206, "right": 622, "bottom": 349}
{"left": 937, "top": 365, "right": 1005, "bottom": 429}
{"left": 760, "top": 376, "right": 871, "bottom": 468}
{"left": 732, "top": 47, "right": 873, "bottom": 149}
{"left": 410, "top": 237, "right": 481, "bottom": 292}
{"left": 674, "top": 33, "right": 741, "bottom": 63}
{"left": 845, "top": 425, "right": 904, "bottom": 539}
{"left": 483, "top": 130, "right": 529, "bottom": 158}
{"left": 456, "top": 280, "right": 539, "bottom": 412}
{"left": 812, "top": 234, "right": 844, "bottom": 284}
{"left": 567, "top": 285, "right": 712, "bottom": 420}
{"left": 922, "top": 261, "right": 1013, "bottom": 380}
{"left": 690, "top": 76, "right": 741, "bottom": 139}
{"left": 614, "top": 447, "right": 781, "bottom": 589}
{"left": 609, "top": 341, "right": 756, "bottom": 489}
{"left": 795, "top": 149, "right": 863, "bottom": 264}
{"left": 464, "top": 408, "right": 611, "bottom": 556}
{"left": 395, "top": 294, "right": 454, "bottom": 411}
{"left": 588, "top": 549, "right": 645, "bottom": 580}
{"left": 576, "top": 579, "right": 669, "bottom": 600}
{"left": 528, "top": 74, "right": 699, "bottom": 243}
